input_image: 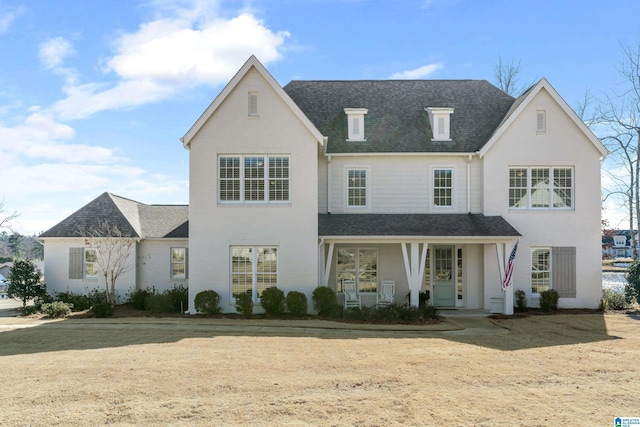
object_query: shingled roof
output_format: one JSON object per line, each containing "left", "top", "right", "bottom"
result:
{"left": 319, "top": 214, "right": 521, "bottom": 238}
{"left": 283, "top": 80, "right": 515, "bottom": 154}
{"left": 40, "top": 193, "right": 188, "bottom": 239}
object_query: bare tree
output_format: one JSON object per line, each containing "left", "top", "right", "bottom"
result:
{"left": 0, "top": 199, "right": 18, "bottom": 231}
{"left": 80, "top": 221, "right": 136, "bottom": 305}
{"left": 598, "top": 42, "right": 640, "bottom": 260}
{"left": 493, "top": 55, "right": 536, "bottom": 97}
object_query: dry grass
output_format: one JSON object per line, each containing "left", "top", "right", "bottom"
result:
{"left": 0, "top": 312, "right": 639, "bottom": 426}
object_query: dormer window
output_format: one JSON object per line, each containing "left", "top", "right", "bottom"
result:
{"left": 344, "top": 108, "right": 368, "bottom": 141}
{"left": 425, "top": 107, "right": 454, "bottom": 141}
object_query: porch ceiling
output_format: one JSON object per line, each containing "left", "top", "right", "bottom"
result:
{"left": 318, "top": 213, "right": 521, "bottom": 239}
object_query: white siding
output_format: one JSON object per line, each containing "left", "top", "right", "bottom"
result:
{"left": 482, "top": 87, "right": 603, "bottom": 308}
{"left": 188, "top": 67, "right": 319, "bottom": 313}
{"left": 43, "top": 238, "right": 137, "bottom": 300}
{"left": 326, "top": 155, "right": 474, "bottom": 214}
{"left": 137, "top": 239, "right": 188, "bottom": 293}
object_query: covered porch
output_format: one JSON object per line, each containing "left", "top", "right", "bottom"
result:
{"left": 317, "top": 214, "right": 521, "bottom": 315}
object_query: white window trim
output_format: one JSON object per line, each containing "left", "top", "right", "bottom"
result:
{"left": 218, "top": 155, "right": 291, "bottom": 205}
{"left": 344, "top": 108, "right": 368, "bottom": 141}
{"left": 430, "top": 166, "right": 455, "bottom": 210}
{"left": 171, "top": 247, "right": 187, "bottom": 280}
{"left": 508, "top": 166, "right": 574, "bottom": 210}
{"left": 345, "top": 166, "right": 369, "bottom": 209}
{"left": 230, "top": 246, "right": 278, "bottom": 303}
{"left": 336, "top": 246, "right": 379, "bottom": 293}
{"left": 84, "top": 248, "right": 98, "bottom": 279}
{"left": 531, "top": 247, "right": 552, "bottom": 295}
{"left": 425, "top": 107, "right": 454, "bottom": 141}
{"left": 536, "top": 106, "right": 546, "bottom": 133}
{"left": 248, "top": 91, "right": 258, "bottom": 118}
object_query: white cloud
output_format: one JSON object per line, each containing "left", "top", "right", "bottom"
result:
{"left": 39, "top": 37, "right": 75, "bottom": 69}
{"left": 45, "top": 2, "right": 289, "bottom": 121}
{"left": 389, "top": 63, "right": 444, "bottom": 79}
{"left": 0, "top": 5, "right": 25, "bottom": 34}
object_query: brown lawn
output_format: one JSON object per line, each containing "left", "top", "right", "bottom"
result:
{"left": 0, "top": 312, "right": 638, "bottom": 426}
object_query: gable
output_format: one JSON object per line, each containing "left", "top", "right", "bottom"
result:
{"left": 479, "top": 78, "right": 608, "bottom": 158}
{"left": 181, "top": 55, "right": 323, "bottom": 149}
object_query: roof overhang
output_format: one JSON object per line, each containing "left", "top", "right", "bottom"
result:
{"left": 318, "top": 213, "right": 521, "bottom": 241}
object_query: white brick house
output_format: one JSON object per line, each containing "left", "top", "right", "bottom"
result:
{"left": 41, "top": 56, "right": 607, "bottom": 314}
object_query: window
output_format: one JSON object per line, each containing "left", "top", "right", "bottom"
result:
{"left": 248, "top": 92, "right": 258, "bottom": 117}
{"left": 231, "top": 247, "right": 277, "bottom": 301}
{"left": 508, "top": 167, "right": 573, "bottom": 210}
{"left": 531, "top": 248, "right": 551, "bottom": 294}
{"left": 171, "top": 248, "right": 186, "bottom": 279}
{"left": 536, "top": 109, "right": 546, "bottom": 133}
{"left": 433, "top": 168, "right": 453, "bottom": 207}
{"left": 531, "top": 247, "right": 577, "bottom": 297}
{"left": 218, "top": 155, "right": 289, "bottom": 204}
{"left": 84, "top": 248, "right": 98, "bottom": 278}
{"left": 425, "top": 107, "right": 454, "bottom": 141}
{"left": 347, "top": 168, "right": 367, "bottom": 207}
{"left": 337, "top": 248, "right": 378, "bottom": 293}
{"left": 344, "top": 108, "right": 368, "bottom": 141}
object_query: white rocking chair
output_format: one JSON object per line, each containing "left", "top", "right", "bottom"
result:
{"left": 377, "top": 280, "right": 395, "bottom": 307}
{"left": 342, "top": 280, "right": 361, "bottom": 309}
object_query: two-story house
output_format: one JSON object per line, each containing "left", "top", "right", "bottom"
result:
{"left": 41, "top": 56, "right": 607, "bottom": 314}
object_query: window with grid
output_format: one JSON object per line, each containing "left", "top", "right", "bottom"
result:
{"left": 508, "top": 167, "right": 573, "bottom": 210}
{"left": 219, "top": 155, "right": 290, "bottom": 204}
{"left": 433, "top": 168, "right": 453, "bottom": 207}
{"left": 268, "top": 157, "right": 289, "bottom": 201}
{"left": 84, "top": 248, "right": 98, "bottom": 278}
{"left": 171, "top": 248, "right": 186, "bottom": 279}
{"left": 531, "top": 248, "right": 551, "bottom": 294}
{"left": 347, "top": 169, "right": 367, "bottom": 207}
{"left": 231, "top": 247, "right": 278, "bottom": 301}
{"left": 219, "top": 157, "right": 240, "bottom": 201}
{"left": 336, "top": 248, "right": 378, "bottom": 293}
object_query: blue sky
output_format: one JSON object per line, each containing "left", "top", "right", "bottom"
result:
{"left": 0, "top": 0, "right": 638, "bottom": 235}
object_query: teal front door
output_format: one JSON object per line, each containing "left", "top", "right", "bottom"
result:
{"left": 432, "top": 246, "right": 455, "bottom": 307}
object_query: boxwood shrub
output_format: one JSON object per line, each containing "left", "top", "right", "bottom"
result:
{"left": 194, "top": 290, "right": 221, "bottom": 315}
{"left": 260, "top": 287, "right": 285, "bottom": 315}
{"left": 286, "top": 291, "right": 308, "bottom": 317}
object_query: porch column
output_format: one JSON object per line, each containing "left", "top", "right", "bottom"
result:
{"left": 319, "top": 242, "right": 334, "bottom": 287}
{"left": 401, "top": 242, "right": 428, "bottom": 307}
{"left": 495, "top": 243, "right": 514, "bottom": 315}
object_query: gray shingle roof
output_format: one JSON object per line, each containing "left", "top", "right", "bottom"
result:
{"left": 318, "top": 214, "right": 521, "bottom": 238}
{"left": 40, "top": 193, "right": 188, "bottom": 239}
{"left": 283, "top": 80, "right": 515, "bottom": 154}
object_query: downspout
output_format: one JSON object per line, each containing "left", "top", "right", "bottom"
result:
{"left": 327, "top": 154, "right": 332, "bottom": 214}
{"left": 467, "top": 154, "right": 472, "bottom": 213}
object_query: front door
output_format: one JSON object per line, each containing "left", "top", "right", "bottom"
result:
{"left": 433, "top": 246, "right": 455, "bottom": 307}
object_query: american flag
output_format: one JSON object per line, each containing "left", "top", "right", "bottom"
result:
{"left": 502, "top": 240, "right": 519, "bottom": 290}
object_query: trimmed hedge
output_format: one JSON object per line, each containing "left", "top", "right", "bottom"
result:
{"left": 286, "top": 291, "right": 308, "bottom": 317}
{"left": 194, "top": 290, "right": 221, "bottom": 315}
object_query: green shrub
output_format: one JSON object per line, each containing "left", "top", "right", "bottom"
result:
{"left": 146, "top": 293, "right": 173, "bottom": 313}
{"left": 600, "top": 289, "right": 627, "bottom": 311}
{"left": 166, "top": 284, "right": 188, "bottom": 313}
{"left": 260, "top": 287, "right": 285, "bottom": 315}
{"left": 194, "top": 290, "right": 221, "bottom": 315}
{"left": 54, "top": 289, "right": 102, "bottom": 312}
{"left": 91, "top": 302, "right": 114, "bottom": 318}
{"left": 539, "top": 289, "right": 559, "bottom": 312}
{"left": 235, "top": 293, "right": 253, "bottom": 317}
{"left": 514, "top": 289, "right": 528, "bottom": 312}
{"left": 127, "top": 287, "right": 154, "bottom": 310}
{"left": 41, "top": 301, "right": 73, "bottom": 318}
{"left": 312, "top": 286, "right": 340, "bottom": 317}
{"left": 286, "top": 291, "right": 308, "bottom": 317}
{"left": 625, "top": 260, "right": 640, "bottom": 304}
